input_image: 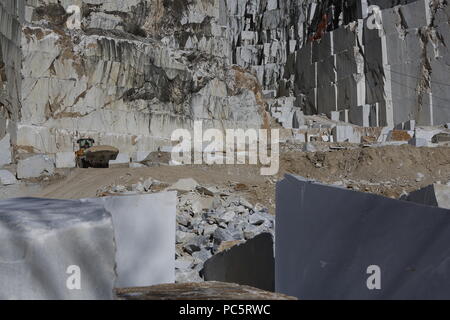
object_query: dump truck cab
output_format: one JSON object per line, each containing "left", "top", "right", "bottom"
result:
{"left": 77, "top": 138, "right": 95, "bottom": 150}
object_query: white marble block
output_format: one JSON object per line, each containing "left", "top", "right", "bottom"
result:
{"left": 0, "top": 198, "right": 116, "bottom": 300}
{"left": 84, "top": 192, "right": 177, "bottom": 288}
{"left": 17, "top": 155, "right": 55, "bottom": 179}
{"left": 55, "top": 152, "right": 76, "bottom": 168}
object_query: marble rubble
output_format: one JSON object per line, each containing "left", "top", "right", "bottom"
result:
{"left": 98, "top": 177, "right": 275, "bottom": 284}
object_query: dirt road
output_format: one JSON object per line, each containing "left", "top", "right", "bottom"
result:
{"left": 33, "top": 145, "right": 450, "bottom": 213}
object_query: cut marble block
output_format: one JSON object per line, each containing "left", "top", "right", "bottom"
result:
{"left": 55, "top": 152, "right": 76, "bottom": 169}
{"left": 84, "top": 192, "right": 177, "bottom": 288}
{"left": 202, "top": 233, "right": 275, "bottom": 292}
{"left": 276, "top": 175, "right": 450, "bottom": 300}
{"left": 0, "top": 198, "right": 116, "bottom": 300}
{"left": 17, "top": 155, "right": 55, "bottom": 179}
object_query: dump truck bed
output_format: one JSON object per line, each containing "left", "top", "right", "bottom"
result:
{"left": 84, "top": 146, "right": 119, "bottom": 167}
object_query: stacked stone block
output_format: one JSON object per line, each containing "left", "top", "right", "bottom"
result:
{"left": 296, "top": 21, "right": 368, "bottom": 122}
{"left": 226, "top": 0, "right": 312, "bottom": 94}
{"left": 295, "top": 0, "right": 450, "bottom": 127}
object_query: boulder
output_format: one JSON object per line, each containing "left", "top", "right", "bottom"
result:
{"left": 239, "top": 197, "right": 254, "bottom": 210}
{"left": 192, "top": 249, "right": 213, "bottom": 264}
{"left": 218, "top": 211, "right": 236, "bottom": 224}
{"left": 249, "top": 212, "right": 269, "bottom": 226}
{"left": 176, "top": 230, "right": 196, "bottom": 244}
{"left": 183, "top": 236, "right": 209, "bottom": 254}
{"left": 175, "top": 256, "right": 195, "bottom": 271}
{"left": 199, "top": 223, "right": 218, "bottom": 236}
{"left": 131, "top": 182, "right": 145, "bottom": 193}
{"left": 0, "top": 170, "right": 17, "bottom": 185}
{"left": 168, "top": 178, "right": 199, "bottom": 193}
{"left": 191, "top": 196, "right": 214, "bottom": 214}
{"left": 175, "top": 270, "right": 203, "bottom": 283}
{"left": 213, "top": 228, "right": 234, "bottom": 244}
{"left": 196, "top": 185, "right": 219, "bottom": 196}
{"left": 17, "top": 155, "right": 55, "bottom": 179}
{"left": 176, "top": 213, "right": 192, "bottom": 228}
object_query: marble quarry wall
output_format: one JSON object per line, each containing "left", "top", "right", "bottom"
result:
{"left": 225, "top": 0, "right": 450, "bottom": 128}
{"left": 1, "top": 0, "right": 450, "bottom": 161}
{"left": 227, "top": 0, "right": 450, "bottom": 128}
{"left": 0, "top": 0, "right": 25, "bottom": 164}
{"left": 2, "top": 0, "right": 267, "bottom": 158}
{"left": 295, "top": 0, "right": 450, "bottom": 127}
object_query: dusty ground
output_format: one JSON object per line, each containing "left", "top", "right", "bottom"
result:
{"left": 32, "top": 145, "right": 450, "bottom": 214}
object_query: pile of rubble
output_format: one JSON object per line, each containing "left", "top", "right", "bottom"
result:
{"left": 96, "top": 177, "right": 275, "bottom": 283}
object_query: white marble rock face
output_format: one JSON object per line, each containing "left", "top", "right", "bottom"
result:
{"left": 83, "top": 192, "right": 177, "bottom": 288}
{"left": 0, "top": 134, "right": 12, "bottom": 167}
{"left": 0, "top": 198, "right": 116, "bottom": 300}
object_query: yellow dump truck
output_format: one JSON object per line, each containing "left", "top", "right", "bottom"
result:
{"left": 76, "top": 138, "right": 119, "bottom": 168}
